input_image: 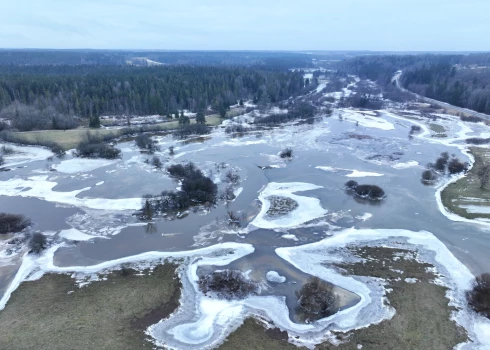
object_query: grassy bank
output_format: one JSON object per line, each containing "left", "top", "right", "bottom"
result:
{"left": 441, "top": 147, "right": 490, "bottom": 219}
{"left": 0, "top": 264, "right": 180, "bottom": 350}
{"left": 9, "top": 115, "right": 223, "bottom": 150}
{"left": 221, "top": 246, "right": 467, "bottom": 350}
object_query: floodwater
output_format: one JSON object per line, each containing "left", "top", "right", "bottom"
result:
{"left": 1, "top": 109, "right": 490, "bottom": 323}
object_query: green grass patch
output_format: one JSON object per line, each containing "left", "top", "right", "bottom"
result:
{"left": 9, "top": 115, "right": 223, "bottom": 151}
{"left": 441, "top": 147, "right": 490, "bottom": 219}
{"left": 0, "top": 264, "right": 180, "bottom": 350}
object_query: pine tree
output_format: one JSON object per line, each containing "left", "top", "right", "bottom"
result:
{"left": 89, "top": 115, "right": 101, "bottom": 128}
{"left": 196, "top": 110, "right": 206, "bottom": 124}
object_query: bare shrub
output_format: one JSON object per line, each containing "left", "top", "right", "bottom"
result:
{"left": 345, "top": 180, "right": 358, "bottom": 190}
{"left": 448, "top": 158, "right": 468, "bottom": 174}
{"left": 151, "top": 156, "right": 163, "bottom": 169}
{"left": 0, "top": 213, "right": 31, "bottom": 234}
{"left": 225, "top": 170, "right": 240, "bottom": 184}
{"left": 28, "top": 232, "right": 47, "bottom": 254}
{"left": 467, "top": 273, "right": 490, "bottom": 319}
{"left": 296, "top": 276, "right": 336, "bottom": 319}
{"left": 280, "top": 147, "right": 293, "bottom": 159}
{"left": 198, "top": 270, "right": 258, "bottom": 300}
{"left": 421, "top": 170, "right": 438, "bottom": 182}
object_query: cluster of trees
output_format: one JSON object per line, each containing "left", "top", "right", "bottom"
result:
{"left": 141, "top": 162, "right": 217, "bottom": 219}
{"left": 0, "top": 65, "right": 306, "bottom": 121}
{"left": 0, "top": 102, "right": 79, "bottom": 131}
{"left": 422, "top": 152, "right": 468, "bottom": 183}
{"left": 76, "top": 133, "right": 121, "bottom": 159}
{"left": 345, "top": 181, "right": 386, "bottom": 200}
{"left": 198, "top": 269, "right": 258, "bottom": 300}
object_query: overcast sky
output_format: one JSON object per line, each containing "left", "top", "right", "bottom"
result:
{"left": 1, "top": 0, "right": 488, "bottom": 51}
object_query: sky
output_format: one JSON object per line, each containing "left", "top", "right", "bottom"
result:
{"left": 0, "top": 0, "right": 489, "bottom": 51}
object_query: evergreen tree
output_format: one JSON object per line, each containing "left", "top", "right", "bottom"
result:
{"left": 89, "top": 115, "right": 101, "bottom": 128}
{"left": 196, "top": 110, "right": 206, "bottom": 124}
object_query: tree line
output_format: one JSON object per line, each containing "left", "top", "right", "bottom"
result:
{"left": 0, "top": 65, "right": 306, "bottom": 129}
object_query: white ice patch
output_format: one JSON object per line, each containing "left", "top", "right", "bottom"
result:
{"left": 95, "top": 181, "right": 104, "bottom": 186}
{"left": 392, "top": 161, "right": 419, "bottom": 169}
{"left": 346, "top": 170, "right": 384, "bottom": 178}
{"left": 355, "top": 213, "right": 373, "bottom": 222}
{"left": 58, "top": 228, "right": 108, "bottom": 241}
{"left": 266, "top": 271, "right": 286, "bottom": 283}
{"left": 316, "top": 166, "right": 383, "bottom": 178}
{"left": 281, "top": 234, "right": 298, "bottom": 241}
{"left": 1, "top": 144, "right": 52, "bottom": 167}
{"left": 53, "top": 158, "right": 117, "bottom": 174}
{"left": 338, "top": 110, "right": 395, "bottom": 130}
{"left": 249, "top": 182, "right": 327, "bottom": 230}
{"left": 0, "top": 176, "right": 141, "bottom": 210}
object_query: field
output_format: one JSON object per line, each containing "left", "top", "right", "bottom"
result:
{"left": 0, "top": 265, "right": 180, "bottom": 350}
{"left": 441, "top": 147, "right": 490, "bottom": 219}
{"left": 11, "top": 115, "right": 223, "bottom": 150}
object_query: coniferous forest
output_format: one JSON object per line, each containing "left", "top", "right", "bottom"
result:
{"left": 0, "top": 65, "right": 304, "bottom": 124}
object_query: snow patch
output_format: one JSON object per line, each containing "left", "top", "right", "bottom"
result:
{"left": 53, "top": 158, "right": 117, "bottom": 174}
{"left": 266, "top": 271, "right": 286, "bottom": 283}
{"left": 249, "top": 182, "right": 327, "bottom": 230}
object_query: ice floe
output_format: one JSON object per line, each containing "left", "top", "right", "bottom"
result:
{"left": 53, "top": 158, "right": 117, "bottom": 174}
{"left": 58, "top": 228, "right": 108, "bottom": 241}
{"left": 0, "top": 175, "right": 141, "bottom": 211}
{"left": 316, "top": 166, "right": 383, "bottom": 178}
{"left": 392, "top": 161, "right": 419, "bottom": 169}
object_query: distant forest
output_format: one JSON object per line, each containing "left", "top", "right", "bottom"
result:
{"left": 0, "top": 65, "right": 306, "bottom": 125}
{"left": 337, "top": 53, "right": 490, "bottom": 114}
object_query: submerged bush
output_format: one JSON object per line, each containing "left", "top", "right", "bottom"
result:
{"left": 421, "top": 170, "right": 438, "bottom": 182}
{"left": 354, "top": 184, "right": 385, "bottom": 200}
{"left": 345, "top": 180, "right": 359, "bottom": 190}
{"left": 135, "top": 134, "right": 160, "bottom": 154}
{"left": 198, "top": 269, "right": 258, "bottom": 300}
{"left": 448, "top": 158, "right": 468, "bottom": 174}
{"left": 28, "top": 232, "right": 47, "bottom": 254}
{"left": 296, "top": 277, "right": 336, "bottom": 320}
{"left": 0, "top": 213, "right": 31, "bottom": 234}
{"left": 467, "top": 273, "right": 490, "bottom": 319}
{"left": 279, "top": 147, "right": 293, "bottom": 159}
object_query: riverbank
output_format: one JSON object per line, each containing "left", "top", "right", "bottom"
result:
{"left": 441, "top": 147, "right": 490, "bottom": 220}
